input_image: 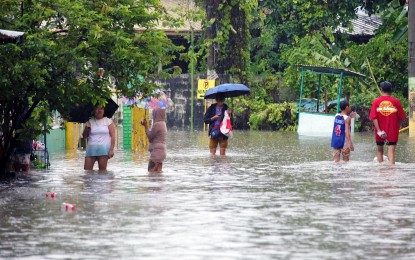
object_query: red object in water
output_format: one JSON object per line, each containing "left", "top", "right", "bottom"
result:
{"left": 45, "top": 192, "right": 56, "bottom": 199}
{"left": 64, "top": 203, "right": 75, "bottom": 211}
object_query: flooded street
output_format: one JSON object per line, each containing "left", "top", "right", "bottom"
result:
{"left": 1, "top": 130, "right": 415, "bottom": 259}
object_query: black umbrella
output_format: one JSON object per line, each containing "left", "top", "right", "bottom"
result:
{"left": 68, "top": 98, "right": 118, "bottom": 123}
{"left": 103, "top": 98, "right": 119, "bottom": 118}
{"left": 204, "top": 83, "right": 251, "bottom": 99}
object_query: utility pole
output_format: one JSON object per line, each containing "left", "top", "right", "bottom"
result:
{"left": 190, "top": 24, "right": 195, "bottom": 131}
{"left": 409, "top": 0, "right": 415, "bottom": 136}
{"left": 206, "top": 1, "right": 214, "bottom": 73}
{"left": 187, "top": 0, "right": 195, "bottom": 131}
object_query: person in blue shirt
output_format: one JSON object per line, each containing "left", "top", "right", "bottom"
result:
{"left": 331, "top": 100, "right": 355, "bottom": 162}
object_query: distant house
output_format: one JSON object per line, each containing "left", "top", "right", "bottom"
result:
{"left": 150, "top": 0, "right": 202, "bottom": 36}
{"left": 336, "top": 9, "right": 382, "bottom": 43}
{"left": 0, "top": 29, "right": 25, "bottom": 43}
{"left": 135, "top": 0, "right": 202, "bottom": 73}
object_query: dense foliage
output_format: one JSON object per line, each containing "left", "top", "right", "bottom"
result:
{"left": 194, "top": 0, "right": 257, "bottom": 82}
{"left": 198, "top": 0, "right": 409, "bottom": 131}
{"left": 0, "top": 0, "right": 410, "bottom": 174}
{"left": 188, "top": 0, "right": 407, "bottom": 131}
{"left": 0, "top": 0, "right": 178, "bottom": 173}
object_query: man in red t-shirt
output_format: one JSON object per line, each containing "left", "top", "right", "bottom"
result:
{"left": 369, "top": 81, "right": 406, "bottom": 164}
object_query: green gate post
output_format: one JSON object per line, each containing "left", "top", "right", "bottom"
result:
{"left": 317, "top": 74, "right": 322, "bottom": 112}
{"left": 336, "top": 72, "right": 344, "bottom": 113}
{"left": 298, "top": 67, "right": 305, "bottom": 113}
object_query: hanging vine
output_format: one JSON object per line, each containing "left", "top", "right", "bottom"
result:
{"left": 196, "top": 0, "right": 257, "bottom": 83}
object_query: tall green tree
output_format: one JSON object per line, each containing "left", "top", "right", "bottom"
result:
{"left": 0, "top": 0, "right": 178, "bottom": 174}
{"left": 253, "top": 0, "right": 392, "bottom": 72}
{"left": 195, "top": 0, "right": 257, "bottom": 82}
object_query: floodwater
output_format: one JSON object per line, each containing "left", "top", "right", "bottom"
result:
{"left": 1, "top": 130, "right": 415, "bottom": 259}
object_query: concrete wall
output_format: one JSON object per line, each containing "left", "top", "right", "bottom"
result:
{"left": 45, "top": 127, "right": 66, "bottom": 152}
{"left": 297, "top": 112, "right": 355, "bottom": 136}
{"left": 154, "top": 74, "right": 206, "bottom": 130}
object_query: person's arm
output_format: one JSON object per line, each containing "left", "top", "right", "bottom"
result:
{"left": 345, "top": 117, "right": 354, "bottom": 151}
{"left": 372, "top": 119, "right": 381, "bottom": 133}
{"left": 369, "top": 99, "right": 378, "bottom": 121}
{"left": 141, "top": 119, "right": 155, "bottom": 141}
{"left": 82, "top": 121, "right": 91, "bottom": 139}
{"left": 211, "top": 114, "right": 221, "bottom": 122}
{"left": 397, "top": 101, "right": 406, "bottom": 121}
{"left": 108, "top": 122, "right": 115, "bottom": 158}
{"left": 373, "top": 119, "right": 387, "bottom": 139}
{"left": 204, "top": 105, "right": 220, "bottom": 124}
{"left": 369, "top": 99, "right": 386, "bottom": 138}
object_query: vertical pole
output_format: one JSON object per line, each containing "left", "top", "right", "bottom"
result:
{"left": 206, "top": 2, "right": 214, "bottom": 73}
{"left": 317, "top": 74, "right": 322, "bottom": 112}
{"left": 190, "top": 25, "right": 195, "bottom": 131}
{"left": 65, "top": 122, "right": 77, "bottom": 159}
{"left": 203, "top": 100, "right": 207, "bottom": 132}
{"left": 43, "top": 118, "right": 47, "bottom": 150}
{"left": 75, "top": 123, "right": 79, "bottom": 148}
{"left": 355, "top": 79, "right": 359, "bottom": 110}
{"left": 336, "top": 73, "right": 343, "bottom": 113}
{"left": 298, "top": 67, "right": 305, "bottom": 114}
{"left": 116, "top": 102, "right": 118, "bottom": 149}
{"left": 65, "top": 122, "right": 74, "bottom": 150}
{"left": 409, "top": 0, "right": 415, "bottom": 136}
{"left": 353, "top": 78, "right": 359, "bottom": 133}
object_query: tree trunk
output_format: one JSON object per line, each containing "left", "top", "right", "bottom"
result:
{"left": 206, "top": 0, "right": 216, "bottom": 73}
{"left": 0, "top": 98, "right": 37, "bottom": 176}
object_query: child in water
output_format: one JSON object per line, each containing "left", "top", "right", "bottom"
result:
{"left": 331, "top": 100, "right": 355, "bottom": 163}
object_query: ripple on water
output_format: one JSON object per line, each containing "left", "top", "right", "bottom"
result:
{"left": 1, "top": 131, "right": 415, "bottom": 259}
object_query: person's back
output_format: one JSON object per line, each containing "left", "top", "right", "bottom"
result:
{"left": 370, "top": 95, "right": 405, "bottom": 143}
{"left": 143, "top": 108, "right": 167, "bottom": 173}
{"left": 369, "top": 81, "right": 406, "bottom": 164}
{"left": 147, "top": 109, "right": 167, "bottom": 147}
{"left": 331, "top": 114, "right": 347, "bottom": 149}
{"left": 331, "top": 100, "right": 354, "bottom": 162}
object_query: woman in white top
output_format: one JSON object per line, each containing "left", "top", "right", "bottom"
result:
{"left": 82, "top": 105, "right": 115, "bottom": 171}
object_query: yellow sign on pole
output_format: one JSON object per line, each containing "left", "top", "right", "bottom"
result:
{"left": 197, "top": 79, "right": 215, "bottom": 99}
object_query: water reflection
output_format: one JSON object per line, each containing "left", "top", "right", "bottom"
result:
{"left": 1, "top": 130, "right": 415, "bottom": 259}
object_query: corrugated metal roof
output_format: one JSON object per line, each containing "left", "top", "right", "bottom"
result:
{"left": 0, "top": 29, "right": 25, "bottom": 39}
{"left": 298, "top": 64, "right": 367, "bottom": 78}
{"left": 337, "top": 10, "right": 382, "bottom": 36}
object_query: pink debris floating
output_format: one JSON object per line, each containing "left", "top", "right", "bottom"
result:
{"left": 62, "top": 203, "right": 75, "bottom": 212}
{"left": 45, "top": 192, "right": 56, "bottom": 199}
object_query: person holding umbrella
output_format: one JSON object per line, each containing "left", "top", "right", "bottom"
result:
{"left": 203, "top": 83, "right": 250, "bottom": 156}
{"left": 203, "top": 93, "right": 233, "bottom": 156}
{"left": 83, "top": 105, "right": 116, "bottom": 171}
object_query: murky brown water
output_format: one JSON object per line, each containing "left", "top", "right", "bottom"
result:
{"left": 1, "top": 130, "right": 415, "bottom": 259}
